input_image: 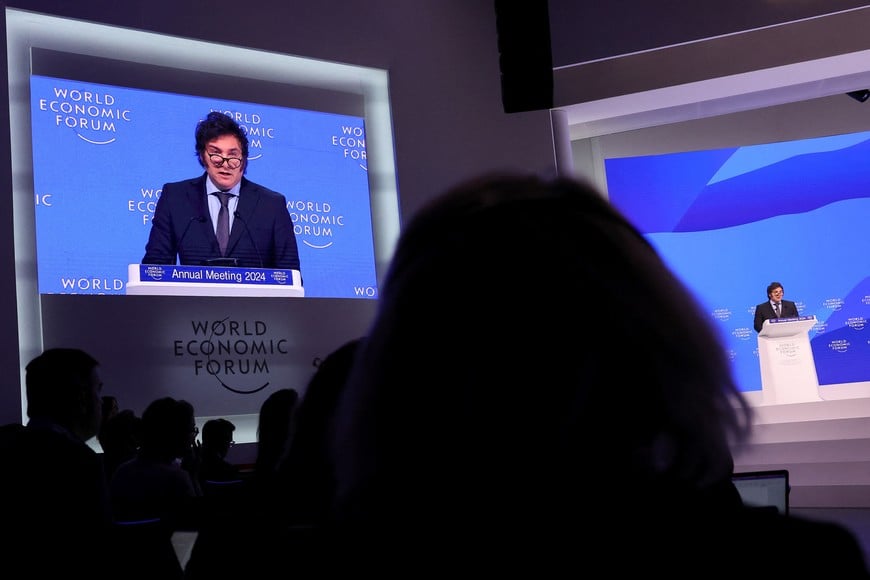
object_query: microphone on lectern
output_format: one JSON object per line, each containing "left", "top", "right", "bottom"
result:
{"left": 234, "top": 210, "right": 264, "bottom": 268}
{"left": 178, "top": 215, "right": 206, "bottom": 253}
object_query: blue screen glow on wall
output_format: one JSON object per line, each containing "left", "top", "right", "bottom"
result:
{"left": 605, "top": 132, "right": 870, "bottom": 393}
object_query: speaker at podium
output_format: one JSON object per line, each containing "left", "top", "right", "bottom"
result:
{"left": 757, "top": 315, "right": 822, "bottom": 405}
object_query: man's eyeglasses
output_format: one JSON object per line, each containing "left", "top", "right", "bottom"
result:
{"left": 208, "top": 154, "right": 243, "bottom": 169}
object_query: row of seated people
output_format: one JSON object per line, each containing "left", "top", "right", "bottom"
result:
{"left": 0, "top": 340, "right": 344, "bottom": 578}
{"left": 2, "top": 173, "right": 869, "bottom": 577}
{"left": 103, "top": 386, "right": 315, "bottom": 577}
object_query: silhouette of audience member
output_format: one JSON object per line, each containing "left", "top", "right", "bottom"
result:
{"left": 0, "top": 348, "right": 112, "bottom": 578}
{"left": 186, "top": 395, "right": 298, "bottom": 580}
{"left": 327, "top": 173, "right": 870, "bottom": 576}
{"left": 101, "top": 394, "right": 119, "bottom": 426}
{"left": 98, "top": 408, "right": 143, "bottom": 479}
{"left": 199, "top": 417, "right": 241, "bottom": 487}
{"left": 109, "top": 396, "right": 202, "bottom": 530}
{"left": 252, "top": 388, "right": 299, "bottom": 488}
{"left": 279, "top": 339, "right": 361, "bottom": 526}
{"left": 187, "top": 359, "right": 347, "bottom": 579}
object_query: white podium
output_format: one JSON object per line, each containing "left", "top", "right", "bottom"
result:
{"left": 757, "top": 316, "right": 821, "bottom": 405}
{"left": 126, "top": 264, "right": 304, "bottom": 297}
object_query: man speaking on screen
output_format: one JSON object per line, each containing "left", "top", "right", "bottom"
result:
{"left": 142, "top": 111, "right": 301, "bottom": 272}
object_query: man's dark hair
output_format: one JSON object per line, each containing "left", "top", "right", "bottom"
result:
{"left": 25, "top": 348, "right": 99, "bottom": 421}
{"left": 767, "top": 282, "right": 783, "bottom": 297}
{"left": 194, "top": 111, "right": 249, "bottom": 171}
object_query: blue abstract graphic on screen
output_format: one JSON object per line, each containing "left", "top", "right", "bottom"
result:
{"left": 605, "top": 133, "right": 870, "bottom": 392}
{"left": 30, "top": 75, "right": 377, "bottom": 299}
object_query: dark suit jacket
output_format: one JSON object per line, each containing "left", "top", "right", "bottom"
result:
{"left": 753, "top": 299, "right": 799, "bottom": 333}
{"left": 142, "top": 174, "right": 300, "bottom": 270}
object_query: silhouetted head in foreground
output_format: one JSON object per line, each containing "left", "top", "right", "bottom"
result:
{"left": 331, "top": 173, "right": 754, "bottom": 538}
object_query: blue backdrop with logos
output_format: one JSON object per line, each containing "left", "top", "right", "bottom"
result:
{"left": 30, "top": 74, "right": 377, "bottom": 299}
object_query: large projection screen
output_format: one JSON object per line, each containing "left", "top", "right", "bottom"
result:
{"left": 6, "top": 8, "right": 400, "bottom": 439}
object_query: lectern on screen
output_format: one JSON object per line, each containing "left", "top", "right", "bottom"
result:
{"left": 126, "top": 264, "right": 304, "bottom": 297}
{"left": 757, "top": 316, "right": 821, "bottom": 405}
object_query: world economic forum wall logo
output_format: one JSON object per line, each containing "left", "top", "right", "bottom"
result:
{"left": 174, "top": 316, "right": 290, "bottom": 395}
{"left": 211, "top": 109, "right": 276, "bottom": 162}
{"left": 215, "top": 110, "right": 366, "bottom": 254}
{"left": 35, "top": 83, "right": 132, "bottom": 144}
{"left": 290, "top": 122, "right": 367, "bottom": 251}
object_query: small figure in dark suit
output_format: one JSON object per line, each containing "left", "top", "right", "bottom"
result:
{"left": 753, "top": 281, "right": 799, "bottom": 333}
{"left": 142, "top": 111, "right": 301, "bottom": 271}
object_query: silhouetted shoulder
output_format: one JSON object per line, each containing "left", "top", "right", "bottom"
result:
{"left": 733, "top": 509, "right": 868, "bottom": 575}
